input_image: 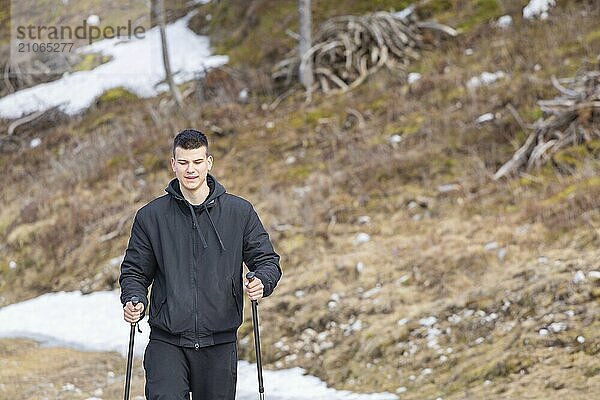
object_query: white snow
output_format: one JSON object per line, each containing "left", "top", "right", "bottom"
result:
{"left": 523, "top": 0, "right": 555, "bottom": 20}
{"left": 0, "top": 290, "right": 397, "bottom": 400}
{"left": 0, "top": 13, "right": 228, "bottom": 119}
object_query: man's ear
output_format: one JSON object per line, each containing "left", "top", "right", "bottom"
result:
{"left": 208, "top": 154, "right": 214, "bottom": 171}
{"left": 170, "top": 157, "right": 176, "bottom": 173}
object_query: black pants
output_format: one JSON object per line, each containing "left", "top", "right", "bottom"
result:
{"left": 143, "top": 339, "right": 237, "bottom": 400}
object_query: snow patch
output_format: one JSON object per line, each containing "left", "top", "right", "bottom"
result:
{"left": 0, "top": 290, "right": 397, "bottom": 400}
{"left": 523, "top": 0, "right": 555, "bottom": 20}
{"left": 0, "top": 13, "right": 227, "bottom": 119}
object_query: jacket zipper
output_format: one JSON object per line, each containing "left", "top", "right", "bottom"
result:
{"left": 192, "top": 220, "right": 200, "bottom": 350}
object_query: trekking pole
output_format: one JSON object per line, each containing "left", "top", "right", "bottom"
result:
{"left": 246, "top": 272, "right": 265, "bottom": 400}
{"left": 124, "top": 296, "right": 140, "bottom": 400}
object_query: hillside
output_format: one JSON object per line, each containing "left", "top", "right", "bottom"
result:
{"left": 1, "top": 0, "right": 600, "bottom": 399}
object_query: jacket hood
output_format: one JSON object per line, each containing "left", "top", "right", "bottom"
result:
{"left": 165, "top": 174, "right": 226, "bottom": 205}
{"left": 165, "top": 174, "right": 227, "bottom": 251}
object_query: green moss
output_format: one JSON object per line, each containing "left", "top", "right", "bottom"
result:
{"left": 542, "top": 177, "right": 600, "bottom": 206}
{"left": 73, "top": 53, "right": 111, "bottom": 72}
{"left": 286, "top": 164, "right": 313, "bottom": 181}
{"left": 97, "top": 87, "right": 138, "bottom": 105}
{"left": 583, "top": 29, "right": 600, "bottom": 44}
{"left": 458, "top": 0, "right": 502, "bottom": 32}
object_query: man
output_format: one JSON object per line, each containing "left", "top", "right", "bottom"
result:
{"left": 119, "top": 129, "right": 281, "bottom": 400}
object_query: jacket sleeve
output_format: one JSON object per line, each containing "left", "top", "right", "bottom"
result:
{"left": 243, "top": 206, "right": 282, "bottom": 297}
{"left": 119, "top": 210, "right": 157, "bottom": 319}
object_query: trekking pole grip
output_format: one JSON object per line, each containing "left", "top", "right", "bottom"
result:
{"left": 130, "top": 296, "right": 139, "bottom": 326}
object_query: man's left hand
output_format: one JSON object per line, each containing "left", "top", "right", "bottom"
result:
{"left": 244, "top": 276, "right": 264, "bottom": 301}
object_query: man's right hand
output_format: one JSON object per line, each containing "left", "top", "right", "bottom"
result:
{"left": 123, "top": 301, "right": 145, "bottom": 324}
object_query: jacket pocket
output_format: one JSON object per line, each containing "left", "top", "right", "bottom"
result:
{"left": 231, "top": 276, "right": 242, "bottom": 318}
{"left": 150, "top": 297, "right": 167, "bottom": 320}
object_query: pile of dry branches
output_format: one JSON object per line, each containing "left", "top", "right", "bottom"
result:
{"left": 272, "top": 9, "right": 456, "bottom": 94}
{"left": 494, "top": 71, "right": 600, "bottom": 180}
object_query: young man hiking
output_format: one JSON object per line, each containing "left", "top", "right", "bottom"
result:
{"left": 119, "top": 129, "right": 282, "bottom": 399}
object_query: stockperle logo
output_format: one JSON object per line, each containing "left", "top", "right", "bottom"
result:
{"left": 10, "top": 0, "right": 151, "bottom": 74}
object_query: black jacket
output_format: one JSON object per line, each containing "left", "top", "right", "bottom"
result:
{"left": 119, "top": 175, "right": 281, "bottom": 349}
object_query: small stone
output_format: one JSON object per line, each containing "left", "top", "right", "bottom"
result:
{"left": 573, "top": 270, "right": 586, "bottom": 284}
{"left": 266, "top": 121, "right": 275, "bottom": 129}
{"left": 440, "top": 355, "right": 448, "bottom": 362}
{"left": 295, "top": 290, "right": 305, "bottom": 298}
{"left": 353, "top": 233, "right": 370, "bottom": 245}
{"left": 475, "top": 113, "right": 494, "bottom": 124}
{"left": 496, "top": 15, "right": 512, "bottom": 27}
{"left": 484, "top": 241, "right": 499, "bottom": 251}
{"left": 497, "top": 248, "right": 507, "bottom": 260}
{"left": 390, "top": 133, "right": 404, "bottom": 144}
{"left": 419, "top": 316, "right": 437, "bottom": 327}
{"left": 539, "top": 329, "right": 549, "bottom": 336}
{"left": 396, "top": 386, "right": 407, "bottom": 394}
{"left": 588, "top": 270, "right": 600, "bottom": 281}
{"left": 9, "top": 261, "right": 17, "bottom": 270}
{"left": 86, "top": 14, "right": 100, "bottom": 26}
{"left": 484, "top": 379, "right": 492, "bottom": 386}
{"left": 577, "top": 336, "right": 585, "bottom": 344}
{"left": 93, "top": 388, "right": 103, "bottom": 397}
{"left": 285, "top": 156, "right": 297, "bottom": 164}
{"left": 397, "top": 318, "right": 409, "bottom": 326}
{"left": 437, "top": 183, "right": 461, "bottom": 193}
{"left": 407, "top": 72, "right": 421, "bottom": 84}
{"left": 357, "top": 215, "right": 371, "bottom": 225}
{"left": 409, "top": 375, "right": 416, "bottom": 381}
{"left": 30, "top": 138, "right": 42, "bottom": 148}
{"left": 465, "top": 48, "right": 474, "bottom": 56}
{"left": 474, "top": 337, "right": 485, "bottom": 345}
{"left": 422, "top": 368, "right": 433, "bottom": 375}
{"left": 356, "top": 262, "right": 365, "bottom": 274}
{"left": 549, "top": 322, "right": 567, "bottom": 333}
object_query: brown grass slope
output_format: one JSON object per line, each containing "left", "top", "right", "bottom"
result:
{"left": 1, "top": 0, "right": 600, "bottom": 399}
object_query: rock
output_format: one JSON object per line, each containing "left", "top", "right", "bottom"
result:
{"left": 573, "top": 270, "right": 586, "bottom": 284}
{"left": 388, "top": 134, "right": 403, "bottom": 145}
{"left": 30, "top": 138, "right": 42, "bottom": 148}
{"left": 437, "top": 183, "right": 461, "bottom": 193}
{"left": 397, "top": 318, "right": 409, "bottom": 326}
{"left": 549, "top": 322, "right": 567, "bottom": 333}
{"left": 396, "top": 386, "right": 408, "bottom": 394}
{"left": 8, "top": 260, "right": 17, "bottom": 270}
{"left": 362, "top": 286, "right": 381, "bottom": 298}
{"left": 407, "top": 72, "right": 421, "bottom": 84}
{"left": 356, "top": 262, "right": 365, "bottom": 274}
{"left": 484, "top": 241, "right": 499, "bottom": 251}
{"left": 539, "top": 328, "right": 550, "bottom": 336}
{"left": 497, "top": 248, "right": 508, "bottom": 260}
{"left": 496, "top": 15, "right": 513, "bottom": 28}
{"left": 588, "top": 270, "right": 600, "bottom": 281}
{"left": 577, "top": 336, "right": 585, "bottom": 343}
{"left": 295, "top": 290, "right": 305, "bottom": 298}
{"left": 353, "top": 233, "right": 370, "bottom": 245}
{"left": 419, "top": 316, "right": 437, "bottom": 327}
{"left": 357, "top": 215, "right": 371, "bottom": 224}
{"left": 476, "top": 113, "right": 494, "bottom": 124}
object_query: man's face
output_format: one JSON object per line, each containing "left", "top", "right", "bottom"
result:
{"left": 171, "top": 146, "right": 213, "bottom": 192}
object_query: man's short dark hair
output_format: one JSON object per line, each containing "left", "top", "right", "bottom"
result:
{"left": 172, "top": 129, "right": 209, "bottom": 157}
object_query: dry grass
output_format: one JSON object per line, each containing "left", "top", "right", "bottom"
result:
{"left": 1, "top": 0, "right": 600, "bottom": 398}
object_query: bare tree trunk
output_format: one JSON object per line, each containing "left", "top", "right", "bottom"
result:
{"left": 298, "top": 0, "right": 313, "bottom": 91}
{"left": 157, "top": 0, "right": 183, "bottom": 109}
